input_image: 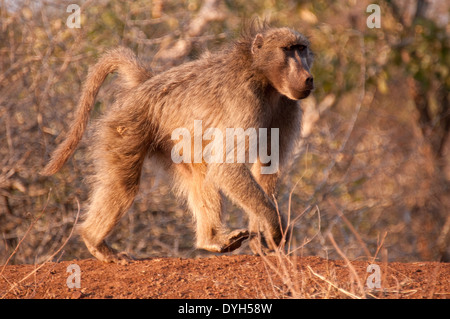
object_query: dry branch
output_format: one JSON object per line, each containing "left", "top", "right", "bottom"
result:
{"left": 153, "top": 0, "right": 225, "bottom": 66}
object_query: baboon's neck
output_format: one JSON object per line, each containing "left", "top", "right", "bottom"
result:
{"left": 222, "top": 44, "right": 271, "bottom": 90}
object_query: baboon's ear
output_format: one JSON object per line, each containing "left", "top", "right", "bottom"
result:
{"left": 251, "top": 33, "right": 264, "bottom": 55}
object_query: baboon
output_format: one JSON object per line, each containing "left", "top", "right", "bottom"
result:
{"left": 42, "top": 23, "right": 314, "bottom": 263}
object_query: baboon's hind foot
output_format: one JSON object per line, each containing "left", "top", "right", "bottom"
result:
{"left": 84, "top": 239, "right": 134, "bottom": 265}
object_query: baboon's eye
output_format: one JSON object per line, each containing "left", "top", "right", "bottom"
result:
{"left": 282, "top": 44, "right": 306, "bottom": 52}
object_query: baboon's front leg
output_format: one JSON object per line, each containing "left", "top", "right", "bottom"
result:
{"left": 249, "top": 161, "right": 284, "bottom": 253}
{"left": 185, "top": 174, "right": 249, "bottom": 253}
{"left": 208, "top": 163, "right": 284, "bottom": 251}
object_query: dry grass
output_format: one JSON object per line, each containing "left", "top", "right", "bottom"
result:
{"left": 0, "top": 199, "right": 80, "bottom": 299}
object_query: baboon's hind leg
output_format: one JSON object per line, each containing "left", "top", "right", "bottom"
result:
{"left": 81, "top": 179, "right": 139, "bottom": 264}
{"left": 80, "top": 121, "right": 146, "bottom": 263}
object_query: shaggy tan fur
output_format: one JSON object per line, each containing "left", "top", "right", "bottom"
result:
{"left": 42, "top": 24, "right": 314, "bottom": 263}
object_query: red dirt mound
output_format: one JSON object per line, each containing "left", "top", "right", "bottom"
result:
{"left": 1, "top": 255, "right": 448, "bottom": 299}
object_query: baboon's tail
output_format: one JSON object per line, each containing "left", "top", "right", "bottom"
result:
{"left": 41, "top": 47, "right": 152, "bottom": 176}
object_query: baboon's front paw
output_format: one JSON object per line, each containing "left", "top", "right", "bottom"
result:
{"left": 219, "top": 229, "right": 249, "bottom": 253}
{"left": 197, "top": 229, "right": 249, "bottom": 253}
{"left": 248, "top": 230, "right": 284, "bottom": 255}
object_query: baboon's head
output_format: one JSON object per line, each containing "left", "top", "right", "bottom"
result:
{"left": 251, "top": 27, "right": 314, "bottom": 100}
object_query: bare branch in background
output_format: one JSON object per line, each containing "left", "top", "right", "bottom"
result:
{"left": 152, "top": 0, "right": 225, "bottom": 67}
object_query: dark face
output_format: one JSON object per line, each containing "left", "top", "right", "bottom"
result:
{"left": 251, "top": 28, "right": 314, "bottom": 100}
{"left": 279, "top": 43, "right": 314, "bottom": 99}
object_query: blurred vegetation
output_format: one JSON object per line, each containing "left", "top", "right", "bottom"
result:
{"left": 0, "top": 0, "right": 449, "bottom": 264}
